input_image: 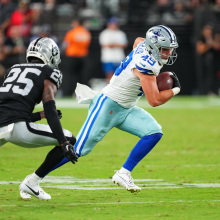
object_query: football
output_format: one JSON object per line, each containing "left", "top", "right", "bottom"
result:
{"left": 156, "top": 71, "right": 174, "bottom": 91}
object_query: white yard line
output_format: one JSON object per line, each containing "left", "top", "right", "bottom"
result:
{"left": 1, "top": 200, "right": 220, "bottom": 207}
{"left": 1, "top": 177, "right": 220, "bottom": 190}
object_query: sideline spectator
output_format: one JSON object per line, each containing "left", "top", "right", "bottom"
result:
{"left": 196, "top": 24, "right": 216, "bottom": 95}
{"left": 99, "top": 17, "right": 127, "bottom": 82}
{"left": 213, "top": 31, "right": 220, "bottom": 94}
{"left": 62, "top": 18, "right": 91, "bottom": 96}
{"left": 4, "top": 25, "right": 26, "bottom": 69}
{"left": 0, "top": 0, "right": 16, "bottom": 35}
{"left": 7, "top": 0, "right": 38, "bottom": 43}
{"left": 0, "top": 31, "right": 6, "bottom": 85}
{"left": 31, "top": 0, "right": 57, "bottom": 36}
{"left": 169, "top": 1, "right": 193, "bottom": 25}
{"left": 145, "top": 0, "right": 172, "bottom": 25}
{"left": 30, "top": 24, "right": 58, "bottom": 45}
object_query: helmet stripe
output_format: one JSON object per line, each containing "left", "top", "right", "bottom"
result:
{"left": 33, "top": 37, "right": 43, "bottom": 50}
{"left": 157, "top": 25, "right": 176, "bottom": 43}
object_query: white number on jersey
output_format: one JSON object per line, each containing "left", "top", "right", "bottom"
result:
{"left": 0, "top": 68, "right": 41, "bottom": 96}
{"left": 50, "top": 69, "right": 62, "bottom": 88}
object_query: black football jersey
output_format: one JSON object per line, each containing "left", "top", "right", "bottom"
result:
{"left": 0, "top": 63, "right": 63, "bottom": 126}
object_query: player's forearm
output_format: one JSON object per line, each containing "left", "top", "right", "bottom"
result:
{"left": 145, "top": 89, "right": 174, "bottom": 107}
{"left": 140, "top": 76, "right": 174, "bottom": 107}
{"left": 44, "top": 100, "right": 67, "bottom": 145}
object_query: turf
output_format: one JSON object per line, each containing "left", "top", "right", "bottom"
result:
{"left": 0, "top": 96, "right": 220, "bottom": 220}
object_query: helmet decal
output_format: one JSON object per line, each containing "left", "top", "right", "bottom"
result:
{"left": 150, "top": 29, "right": 164, "bottom": 44}
{"left": 52, "top": 45, "right": 58, "bottom": 56}
{"left": 157, "top": 25, "right": 176, "bottom": 44}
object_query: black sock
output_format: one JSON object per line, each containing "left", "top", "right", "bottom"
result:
{"left": 35, "top": 146, "right": 65, "bottom": 178}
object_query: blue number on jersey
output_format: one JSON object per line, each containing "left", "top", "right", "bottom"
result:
{"left": 115, "top": 50, "right": 134, "bottom": 76}
{"left": 141, "top": 55, "right": 156, "bottom": 66}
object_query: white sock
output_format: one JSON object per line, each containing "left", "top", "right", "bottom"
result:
{"left": 28, "top": 173, "right": 41, "bottom": 185}
{"left": 119, "top": 167, "right": 130, "bottom": 173}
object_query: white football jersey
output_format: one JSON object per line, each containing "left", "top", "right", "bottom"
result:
{"left": 102, "top": 41, "right": 163, "bottom": 108}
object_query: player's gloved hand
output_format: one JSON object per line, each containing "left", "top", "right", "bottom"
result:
{"left": 62, "top": 142, "right": 78, "bottom": 164}
{"left": 170, "top": 72, "right": 181, "bottom": 89}
{"left": 57, "top": 110, "right": 62, "bottom": 119}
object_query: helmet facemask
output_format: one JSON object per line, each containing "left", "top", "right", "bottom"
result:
{"left": 158, "top": 47, "right": 177, "bottom": 65}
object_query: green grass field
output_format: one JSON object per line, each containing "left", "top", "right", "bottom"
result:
{"left": 0, "top": 96, "right": 220, "bottom": 220}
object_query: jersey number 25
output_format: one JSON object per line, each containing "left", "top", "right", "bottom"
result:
{"left": 0, "top": 68, "right": 41, "bottom": 96}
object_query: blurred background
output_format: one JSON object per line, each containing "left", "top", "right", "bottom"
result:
{"left": 0, "top": 0, "right": 220, "bottom": 96}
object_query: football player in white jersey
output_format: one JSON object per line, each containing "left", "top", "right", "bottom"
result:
{"left": 23, "top": 25, "right": 181, "bottom": 195}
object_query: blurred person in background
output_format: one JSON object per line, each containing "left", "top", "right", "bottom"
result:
{"left": 196, "top": 24, "right": 216, "bottom": 95}
{"left": 0, "top": 31, "right": 6, "bottom": 85}
{"left": 169, "top": 0, "right": 193, "bottom": 25}
{"left": 213, "top": 31, "right": 220, "bottom": 95}
{"left": 6, "top": 0, "right": 38, "bottom": 43}
{"left": 0, "top": 0, "right": 16, "bottom": 35}
{"left": 99, "top": 17, "right": 128, "bottom": 82}
{"left": 3, "top": 25, "right": 26, "bottom": 70}
{"left": 145, "top": 0, "right": 173, "bottom": 25}
{"left": 30, "top": 0, "right": 57, "bottom": 37}
{"left": 61, "top": 17, "right": 91, "bottom": 96}
{"left": 30, "top": 24, "right": 58, "bottom": 45}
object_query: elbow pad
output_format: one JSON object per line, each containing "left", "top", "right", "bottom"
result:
{"left": 43, "top": 100, "right": 67, "bottom": 145}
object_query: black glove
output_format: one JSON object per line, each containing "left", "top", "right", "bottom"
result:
{"left": 170, "top": 72, "right": 181, "bottom": 89}
{"left": 62, "top": 142, "right": 78, "bottom": 164}
{"left": 57, "top": 110, "right": 62, "bottom": 119}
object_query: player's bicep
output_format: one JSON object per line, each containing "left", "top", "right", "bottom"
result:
{"left": 42, "top": 79, "right": 57, "bottom": 104}
{"left": 136, "top": 70, "right": 158, "bottom": 95}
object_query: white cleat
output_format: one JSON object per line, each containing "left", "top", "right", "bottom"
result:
{"left": 112, "top": 170, "right": 141, "bottom": 193}
{"left": 19, "top": 175, "right": 51, "bottom": 200}
{"left": 20, "top": 191, "right": 31, "bottom": 199}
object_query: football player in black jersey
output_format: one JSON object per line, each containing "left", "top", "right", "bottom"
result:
{"left": 0, "top": 37, "right": 78, "bottom": 200}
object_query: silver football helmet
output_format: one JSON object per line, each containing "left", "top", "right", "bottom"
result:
{"left": 145, "top": 25, "right": 178, "bottom": 65}
{"left": 26, "top": 37, "right": 61, "bottom": 68}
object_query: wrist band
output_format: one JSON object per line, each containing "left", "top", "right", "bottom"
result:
{"left": 172, "top": 87, "right": 180, "bottom": 96}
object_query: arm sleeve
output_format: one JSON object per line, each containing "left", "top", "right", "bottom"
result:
{"left": 43, "top": 100, "right": 67, "bottom": 145}
{"left": 30, "top": 112, "right": 41, "bottom": 122}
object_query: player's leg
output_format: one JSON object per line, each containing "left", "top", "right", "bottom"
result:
{"left": 47, "top": 93, "right": 128, "bottom": 173}
{"left": 113, "top": 106, "right": 163, "bottom": 192}
{"left": 7, "top": 121, "right": 75, "bottom": 199}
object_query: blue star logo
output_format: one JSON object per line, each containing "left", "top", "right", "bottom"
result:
{"left": 153, "top": 29, "right": 162, "bottom": 36}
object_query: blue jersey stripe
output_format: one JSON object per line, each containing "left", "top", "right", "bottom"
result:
{"left": 135, "top": 65, "right": 153, "bottom": 74}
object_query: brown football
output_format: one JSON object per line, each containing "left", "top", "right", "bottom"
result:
{"left": 156, "top": 72, "right": 174, "bottom": 91}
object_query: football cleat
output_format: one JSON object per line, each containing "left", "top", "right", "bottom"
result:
{"left": 112, "top": 170, "right": 141, "bottom": 193}
{"left": 20, "top": 191, "right": 31, "bottom": 199}
{"left": 19, "top": 175, "right": 51, "bottom": 200}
